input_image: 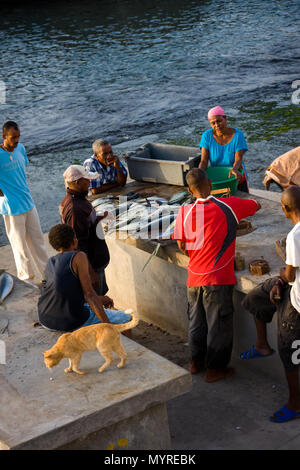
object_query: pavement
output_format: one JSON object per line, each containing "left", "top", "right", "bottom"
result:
{"left": 1, "top": 233, "right": 300, "bottom": 450}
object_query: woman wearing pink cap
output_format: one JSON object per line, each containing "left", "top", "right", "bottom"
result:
{"left": 199, "top": 106, "right": 249, "bottom": 192}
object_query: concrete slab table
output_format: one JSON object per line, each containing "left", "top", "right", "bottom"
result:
{"left": 0, "top": 280, "right": 192, "bottom": 450}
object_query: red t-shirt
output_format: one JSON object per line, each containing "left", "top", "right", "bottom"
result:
{"left": 172, "top": 196, "right": 259, "bottom": 286}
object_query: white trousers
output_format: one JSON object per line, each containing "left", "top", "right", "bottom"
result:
{"left": 3, "top": 206, "right": 48, "bottom": 281}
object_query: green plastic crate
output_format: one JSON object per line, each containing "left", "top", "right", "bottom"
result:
{"left": 206, "top": 166, "right": 243, "bottom": 195}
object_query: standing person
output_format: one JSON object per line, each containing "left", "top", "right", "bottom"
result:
{"left": 199, "top": 106, "right": 249, "bottom": 192}
{"left": 60, "top": 165, "right": 110, "bottom": 295}
{"left": 240, "top": 186, "right": 300, "bottom": 423}
{"left": 83, "top": 139, "right": 127, "bottom": 195}
{"left": 0, "top": 121, "right": 48, "bottom": 282}
{"left": 172, "top": 168, "right": 260, "bottom": 382}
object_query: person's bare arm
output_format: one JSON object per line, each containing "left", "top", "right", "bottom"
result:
{"left": 228, "top": 150, "right": 244, "bottom": 181}
{"left": 198, "top": 147, "right": 209, "bottom": 171}
{"left": 72, "top": 251, "right": 110, "bottom": 322}
{"left": 270, "top": 264, "right": 296, "bottom": 303}
{"left": 114, "top": 156, "right": 127, "bottom": 187}
{"left": 0, "top": 189, "right": 3, "bottom": 197}
{"left": 280, "top": 265, "right": 297, "bottom": 283}
{"left": 91, "top": 182, "right": 120, "bottom": 195}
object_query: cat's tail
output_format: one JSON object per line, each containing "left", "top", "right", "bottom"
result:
{"left": 115, "top": 309, "right": 139, "bottom": 332}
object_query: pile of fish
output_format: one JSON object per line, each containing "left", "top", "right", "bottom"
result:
{"left": 91, "top": 190, "right": 194, "bottom": 241}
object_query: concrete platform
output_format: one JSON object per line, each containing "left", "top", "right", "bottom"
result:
{"left": 168, "top": 356, "right": 300, "bottom": 450}
{"left": 0, "top": 279, "right": 191, "bottom": 450}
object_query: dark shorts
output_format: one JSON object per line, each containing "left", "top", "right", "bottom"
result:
{"left": 242, "top": 277, "right": 300, "bottom": 371}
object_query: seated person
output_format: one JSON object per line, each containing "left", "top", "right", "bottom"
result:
{"left": 38, "top": 224, "right": 131, "bottom": 332}
{"left": 263, "top": 146, "right": 300, "bottom": 191}
{"left": 199, "top": 106, "right": 249, "bottom": 192}
{"left": 60, "top": 164, "right": 110, "bottom": 295}
{"left": 83, "top": 139, "right": 127, "bottom": 195}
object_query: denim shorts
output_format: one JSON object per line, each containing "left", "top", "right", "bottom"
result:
{"left": 81, "top": 304, "right": 132, "bottom": 327}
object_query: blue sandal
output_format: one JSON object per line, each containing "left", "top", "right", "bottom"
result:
{"left": 270, "top": 405, "right": 300, "bottom": 423}
{"left": 239, "top": 345, "right": 275, "bottom": 360}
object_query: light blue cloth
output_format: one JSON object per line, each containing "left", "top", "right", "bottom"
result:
{"left": 0, "top": 143, "right": 35, "bottom": 215}
{"left": 199, "top": 128, "right": 248, "bottom": 167}
{"left": 81, "top": 304, "right": 132, "bottom": 327}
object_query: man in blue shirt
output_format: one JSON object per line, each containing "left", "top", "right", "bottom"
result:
{"left": 0, "top": 121, "right": 48, "bottom": 282}
{"left": 83, "top": 139, "right": 127, "bottom": 195}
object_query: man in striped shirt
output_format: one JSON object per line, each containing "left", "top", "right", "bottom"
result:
{"left": 173, "top": 168, "right": 260, "bottom": 382}
{"left": 83, "top": 139, "right": 127, "bottom": 195}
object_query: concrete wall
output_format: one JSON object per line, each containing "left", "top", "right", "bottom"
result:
{"left": 106, "top": 237, "right": 286, "bottom": 383}
{"left": 105, "top": 238, "right": 189, "bottom": 338}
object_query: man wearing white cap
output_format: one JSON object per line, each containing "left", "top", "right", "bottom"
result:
{"left": 59, "top": 165, "right": 110, "bottom": 295}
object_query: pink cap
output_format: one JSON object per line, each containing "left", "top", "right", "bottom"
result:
{"left": 207, "top": 106, "right": 225, "bottom": 120}
{"left": 63, "top": 165, "right": 99, "bottom": 182}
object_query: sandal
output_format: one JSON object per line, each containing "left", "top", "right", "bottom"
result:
{"left": 270, "top": 405, "right": 300, "bottom": 423}
{"left": 239, "top": 345, "right": 275, "bottom": 360}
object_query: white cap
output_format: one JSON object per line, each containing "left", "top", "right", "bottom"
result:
{"left": 63, "top": 165, "right": 99, "bottom": 182}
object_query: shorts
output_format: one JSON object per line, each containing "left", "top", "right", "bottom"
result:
{"left": 81, "top": 304, "right": 132, "bottom": 327}
{"left": 242, "top": 277, "right": 300, "bottom": 371}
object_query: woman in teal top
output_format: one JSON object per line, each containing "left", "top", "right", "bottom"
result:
{"left": 199, "top": 106, "right": 249, "bottom": 192}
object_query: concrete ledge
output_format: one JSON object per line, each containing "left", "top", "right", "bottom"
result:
{"left": 0, "top": 281, "right": 191, "bottom": 450}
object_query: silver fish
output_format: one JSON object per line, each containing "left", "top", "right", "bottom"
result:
{"left": 0, "top": 273, "right": 14, "bottom": 304}
{"left": 168, "top": 190, "right": 190, "bottom": 205}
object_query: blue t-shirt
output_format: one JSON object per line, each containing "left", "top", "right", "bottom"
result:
{"left": 199, "top": 128, "right": 248, "bottom": 167}
{"left": 0, "top": 143, "right": 35, "bottom": 215}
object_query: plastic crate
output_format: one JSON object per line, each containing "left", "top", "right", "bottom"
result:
{"left": 206, "top": 166, "right": 243, "bottom": 195}
{"left": 124, "top": 142, "right": 201, "bottom": 186}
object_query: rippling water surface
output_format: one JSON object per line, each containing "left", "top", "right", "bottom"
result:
{"left": 0, "top": 0, "right": 299, "bottom": 245}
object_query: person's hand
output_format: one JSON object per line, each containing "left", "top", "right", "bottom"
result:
{"left": 101, "top": 295, "right": 114, "bottom": 309}
{"left": 228, "top": 169, "right": 242, "bottom": 182}
{"left": 96, "top": 211, "right": 108, "bottom": 222}
{"left": 107, "top": 153, "right": 119, "bottom": 167}
{"left": 270, "top": 277, "right": 287, "bottom": 304}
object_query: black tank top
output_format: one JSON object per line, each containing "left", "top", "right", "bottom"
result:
{"left": 38, "top": 251, "right": 89, "bottom": 331}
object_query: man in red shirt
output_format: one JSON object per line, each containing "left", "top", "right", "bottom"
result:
{"left": 173, "top": 168, "right": 260, "bottom": 382}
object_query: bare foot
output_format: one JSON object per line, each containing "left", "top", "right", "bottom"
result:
{"left": 205, "top": 367, "right": 235, "bottom": 383}
{"left": 254, "top": 344, "right": 274, "bottom": 356}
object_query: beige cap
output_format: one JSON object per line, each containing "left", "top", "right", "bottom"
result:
{"left": 63, "top": 165, "right": 99, "bottom": 182}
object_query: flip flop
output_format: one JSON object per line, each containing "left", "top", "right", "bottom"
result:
{"left": 270, "top": 405, "right": 300, "bottom": 423}
{"left": 239, "top": 345, "right": 275, "bottom": 360}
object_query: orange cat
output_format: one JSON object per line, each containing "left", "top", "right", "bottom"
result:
{"left": 43, "top": 309, "right": 138, "bottom": 375}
